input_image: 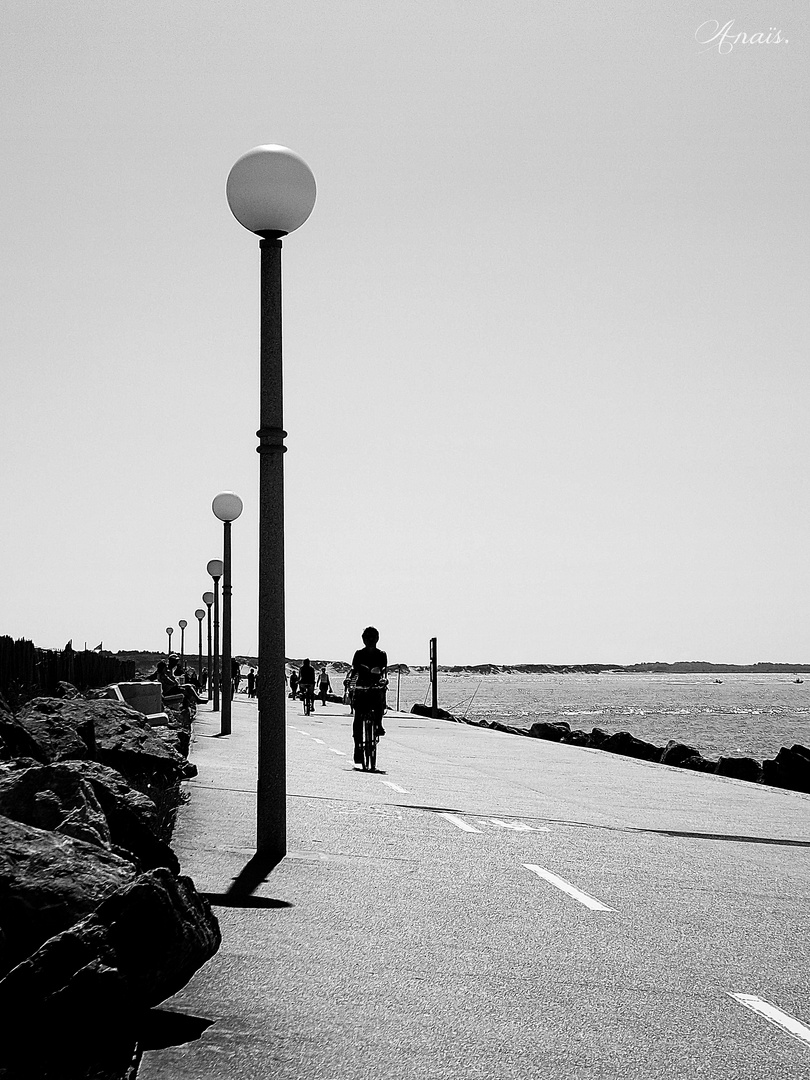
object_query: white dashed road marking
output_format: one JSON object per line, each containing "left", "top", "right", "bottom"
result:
{"left": 312, "top": 738, "right": 326, "bottom": 744}
{"left": 440, "top": 813, "right": 482, "bottom": 833}
{"left": 329, "top": 748, "right": 347, "bottom": 755}
{"left": 381, "top": 781, "right": 410, "bottom": 793}
{"left": 729, "top": 994, "right": 810, "bottom": 1048}
{"left": 523, "top": 864, "right": 613, "bottom": 911}
{"left": 484, "top": 818, "right": 550, "bottom": 832}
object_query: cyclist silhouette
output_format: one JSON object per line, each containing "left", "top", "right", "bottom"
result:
{"left": 350, "top": 626, "right": 387, "bottom": 764}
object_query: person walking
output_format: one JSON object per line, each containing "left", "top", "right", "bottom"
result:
{"left": 231, "top": 658, "right": 241, "bottom": 698}
{"left": 289, "top": 669, "right": 299, "bottom": 699}
{"left": 318, "top": 666, "right": 332, "bottom": 706}
{"left": 247, "top": 667, "right": 256, "bottom": 697}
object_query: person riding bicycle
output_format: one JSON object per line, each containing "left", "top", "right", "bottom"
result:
{"left": 298, "top": 658, "right": 316, "bottom": 714}
{"left": 351, "top": 627, "right": 387, "bottom": 764}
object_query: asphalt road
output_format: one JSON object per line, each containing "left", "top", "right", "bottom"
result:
{"left": 138, "top": 695, "right": 810, "bottom": 1079}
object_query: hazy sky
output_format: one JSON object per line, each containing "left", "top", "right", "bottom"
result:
{"left": 1, "top": 1, "right": 807, "bottom": 666}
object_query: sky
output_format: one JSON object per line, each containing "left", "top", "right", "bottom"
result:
{"left": 1, "top": 1, "right": 808, "bottom": 667}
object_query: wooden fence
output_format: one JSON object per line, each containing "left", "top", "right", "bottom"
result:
{"left": 0, "top": 637, "right": 137, "bottom": 708}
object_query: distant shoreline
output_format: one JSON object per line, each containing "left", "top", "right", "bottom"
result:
{"left": 111, "top": 652, "right": 810, "bottom": 676}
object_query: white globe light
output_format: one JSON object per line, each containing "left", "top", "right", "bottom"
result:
{"left": 212, "top": 491, "right": 244, "bottom": 522}
{"left": 207, "top": 559, "right": 224, "bottom": 578}
{"left": 179, "top": 619, "right": 187, "bottom": 629}
{"left": 195, "top": 609, "right": 206, "bottom": 620}
{"left": 227, "top": 145, "right": 316, "bottom": 236}
{"left": 203, "top": 591, "right": 214, "bottom": 605}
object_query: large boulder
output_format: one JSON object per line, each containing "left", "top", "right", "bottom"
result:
{"left": 601, "top": 731, "right": 663, "bottom": 763}
{"left": 661, "top": 741, "right": 700, "bottom": 767}
{"left": 562, "top": 729, "right": 591, "bottom": 747}
{"left": 677, "top": 754, "right": 717, "bottom": 773}
{"left": 0, "top": 762, "right": 111, "bottom": 847}
{"left": 588, "top": 727, "right": 610, "bottom": 748}
{"left": 0, "top": 814, "right": 136, "bottom": 977}
{"left": 0, "top": 868, "right": 220, "bottom": 1014}
{"left": 528, "top": 721, "right": 570, "bottom": 742}
{"left": 2, "top": 697, "right": 94, "bottom": 763}
{"left": 762, "top": 745, "right": 810, "bottom": 793}
{"left": 715, "top": 756, "right": 763, "bottom": 783}
{"left": 410, "top": 703, "right": 456, "bottom": 721}
{"left": 0, "top": 869, "right": 220, "bottom": 1075}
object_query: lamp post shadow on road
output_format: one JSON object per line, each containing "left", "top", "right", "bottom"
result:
{"left": 227, "top": 144, "right": 316, "bottom": 866}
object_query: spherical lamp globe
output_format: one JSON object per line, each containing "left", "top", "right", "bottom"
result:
{"left": 195, "top": 608, "right": 206, "bottom": 622}
{"left": 226, "top": 145, "right": 316, "bottom": 237}
{"left": 207, "top": 559, "right": 224, "bottom": 579}
{"left": 212, "top": 491, "right": 244, "bottom": 523}
{"left": 203, "top": 591, "right": 214, "bottom": 606}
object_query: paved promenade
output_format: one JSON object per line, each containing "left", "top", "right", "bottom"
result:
{"left": 139, "top": 694, "right": 810, "bottom": 1079}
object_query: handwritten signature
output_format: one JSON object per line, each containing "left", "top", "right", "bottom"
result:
{"left": 696, "top": 20, "right": 788, "bottom": 54}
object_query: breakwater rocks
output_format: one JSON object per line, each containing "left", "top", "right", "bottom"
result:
{"left": 409, "top": 704, "right": 810, "bottom": 795}
{"left": 0, "top": 689, "right": 220, "bottom": 1079}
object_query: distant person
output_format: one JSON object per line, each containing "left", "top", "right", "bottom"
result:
{"left": 200, "top": 667, "right": 209, "bottom": 692}
{"left": 289, "top": 669, "right": 299, "bottom": 699}
{"left": 318, "top": 667, "right": 332, "bottom": 706}
{"left": 298, "top": 658, "right": 316, "bottom": 714}
{"left": 350, "top": 627, "right": 388, "bottom": 763}
{"left": 247, "top": 667, "right": 256, "bottom": 697}
{"left": 232, "top": 658, "right": 241, "bottom": 698}
{"left": 343, "top": 670, "right": 355, "bottom": 709}
{"left": 147, "top": 660, "right": 204, "bottom": 711}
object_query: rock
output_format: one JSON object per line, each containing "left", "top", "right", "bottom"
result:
{"left": 588, "top": 727, "right": 610, "bottom": 748}
{"left": 410, "top": 703, "right": 456, "bottom": 721}
{"left": 0, "top": 814, "right": 136, "bottom": 976}
{"left": 528, "top": 721, "right": 570, "bottom": 741}
{"left": 661, "top": 741, "right": 700, "bottom": 767}
{"left": 762, "top": 745, "right": 810, "bottom": 793}
{"left": 677, "top": 754, "right": 717, "bottom": 773}
{"left": 0, "top": 763, "right": 111, "bottom": 847}
{"left": 0, "top": 759, "right": 180, "bottom": 873}
{"left": 562, "top": 729, "right": 591, "bottom": 746}
{"left": 715, "top": 756, "right": 763, "bottom": 783}
{"left": 11, "top": 696, "right": 95, "bottom": 762}
{"left": 55, "top": 681, "right": 82, "bottom": 699}
{"left": 601, "top": 731, "right": 663, "bottom": 762}
{"left": 0, "top": 868, "right": 221, "bottom": 1016}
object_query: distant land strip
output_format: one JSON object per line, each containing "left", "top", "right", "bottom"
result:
{"left": 112, "top": 652, "right": 810, "bottom": 676}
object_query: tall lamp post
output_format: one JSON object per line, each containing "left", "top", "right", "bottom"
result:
{"left": 227, "top": 145, "right": 316, "bottom": 860}
{"left": 166, "top": 626, "right": 173, "bottom": 656}
{"left": 178, "top": 619, "right": 187, "bottom": 671}
{"left": 195, "top": 609, "right": 205, "bottom": 684}
{"left": 207, "top": 560, "right": 223, "bottom": 711}
{"left": 213, "top": 491, "right": 243, "bottom": 736}
{"left": 203, "top": 591, "right": 214, "bottom": 696}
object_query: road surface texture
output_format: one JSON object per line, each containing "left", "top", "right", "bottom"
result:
{"left": 138, "top": 694, "right": 810, "bottom": 1079}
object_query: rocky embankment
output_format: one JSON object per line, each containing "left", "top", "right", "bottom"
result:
{"left": 0, "top": 685, "right": 220, "bottom": 1080}
{"left": 411, "top": 705, "right": 810, "bottom": 794}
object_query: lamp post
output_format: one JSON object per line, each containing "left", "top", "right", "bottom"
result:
{"left": 203, "top": 591, "right": 214, "bottom": 696}
{"left": 178, "top": 619, "right": 187, "bottom": 671}
{"left": 207, "top": 560, "right": 223, "bottom": 711}
{"left": 166, "top": 626, "right": 173, "bottom": 655}
{"left": 227, "top": 145, "right": 316, "bottom": 860}
{"left": 195, "top": 609, "right": 205, "bottom": 684}
{"left": 212, "top": 491, "right": 243, "bottom": 736}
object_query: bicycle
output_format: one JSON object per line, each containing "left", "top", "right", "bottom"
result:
{"left": 353, "top": 682, "right": 387, "bottom": 772}
{"left": 301, "top": 684, "right": 315, "bottom": 716}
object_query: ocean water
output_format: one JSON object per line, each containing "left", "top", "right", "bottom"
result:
{"left": 384, "top": 672, "right": 810, "bottom": 761}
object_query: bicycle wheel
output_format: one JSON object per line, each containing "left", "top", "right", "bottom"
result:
{"left": 362, "top": 714, "right": 375, "bottom": 772}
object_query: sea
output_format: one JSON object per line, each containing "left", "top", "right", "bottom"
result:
{"left": 380, "top": 671, "right": 810, "bottom": 761}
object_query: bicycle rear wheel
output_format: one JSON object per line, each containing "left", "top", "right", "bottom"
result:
{"left": 362, "top": 715, "right": 376, "bottom": 772}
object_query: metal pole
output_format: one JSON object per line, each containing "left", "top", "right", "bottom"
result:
{"left": 430, "top": 637, "right": 438, "bottom": 718}
{"left": 257, "top": 234, "right": 286, "bottom": 861}
{"left": 167, "top": 628, "right": 172, "bottom": 655}
{"left": 221, "top": 520, "right": 233, "bottom": 736}
{"left": 397, "top": 667, "right": 401, "bottom": 712}
{"left": 213, "top": 578, "right": 221, "bottom": 712}
{"left": 179, "top": 624, "right": 185, "bottom": 670}
{"left": 197, "top": 617, "right": 203, "bottom": 682}
{"left": 206, "top": 602, "right": 213, "bottom": 696}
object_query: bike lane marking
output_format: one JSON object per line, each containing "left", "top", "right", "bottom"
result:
{"left": 381, "top": 781, "right": 410, "bottom": 793}
{"left": 311, "top": 738, "right": 326, "bottom": 744}
{"left": 481, "top": 818, "right": 550, "bottom": 832}
{"left": 728, "top": 994, "right": 810, "bottom": 1048}
{"left": 439, "top": 813, "right": 483, "bottom": 833}
{"left": 523, "top": 864, "right": 613, "bottom": 911}
{"left": 329, "top": 748, "right": 347, "bottom": 756}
